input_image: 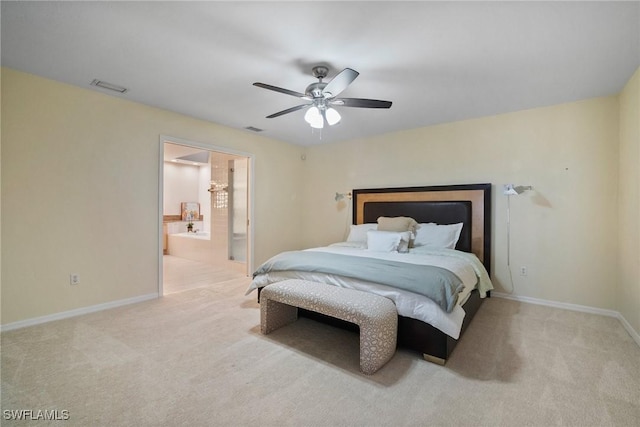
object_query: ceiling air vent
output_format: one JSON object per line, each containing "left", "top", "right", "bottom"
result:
{"left": 90, "top": 79, "right": 128, "bottom": 93}
{"left": 244, "top": 126, "right": 264, "bottom": 132}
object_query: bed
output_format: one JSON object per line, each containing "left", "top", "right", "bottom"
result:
{"left": 249, "top": 183, "right": 493, "bottom": 364}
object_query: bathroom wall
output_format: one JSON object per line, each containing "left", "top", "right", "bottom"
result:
{"left": 163, "top": 149, "right": 247, "bottom": 272}
{"left": 163, "top": 160, "right": 206, "bottom": 233}
{"left": 198, "top": 165, "right": 211, "bottom": 233}
{"left": 163, "top": 159, "right": 210, "bottom": 265}
{"left": 209, "top": 152, "right": 248, "bottom": 270}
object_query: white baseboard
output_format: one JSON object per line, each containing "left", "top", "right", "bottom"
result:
{"left": 491, "top": 292, "right": 640, "bottom": 348}
{"left": 615, "top": 312, "right": 640, "bottom": 348}
{"left": 4, "top": 290, "right": 638, "bottom": 349}
{"left": 0, "top": 293, "right": 159, "bottom": 332}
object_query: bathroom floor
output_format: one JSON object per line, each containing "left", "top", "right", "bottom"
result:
{"left": 162, "top": 255, "right": 248, "bottom": 295}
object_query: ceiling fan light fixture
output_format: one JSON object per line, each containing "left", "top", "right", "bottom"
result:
{"left": 310, "top": 118, "right": 324, "bottom": 129}
{"left": 304, "top": 106, "right": 318, "bottom": 123}
{"left": 304, "top": 106, "right": 323, "bottom": 128}
{"left": 325, "top": 107, "right": 341, "bottom": 126}
{"left": 254, "top": 66, "right": 391, "bottom": 133}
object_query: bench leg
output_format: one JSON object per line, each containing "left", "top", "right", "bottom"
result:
{"left": 359, "top": 320, "right": 397, "bottom": 375}
{"left": 261, "top": 298, "right": 298, "bottom": 334}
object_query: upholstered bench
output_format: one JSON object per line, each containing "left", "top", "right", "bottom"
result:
{"left": 260, "top": 279, "right": 397, "bottom": 375}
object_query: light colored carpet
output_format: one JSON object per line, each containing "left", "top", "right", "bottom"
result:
{"left": 1, "top": 277, "right": 639, "bottom": 426}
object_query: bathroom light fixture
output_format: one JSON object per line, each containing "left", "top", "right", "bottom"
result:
{"left": 208, "top": 181, "right": 228, "bottom": 193}
{"left": 334, "top": 192, "right": 352, "bottom": 202}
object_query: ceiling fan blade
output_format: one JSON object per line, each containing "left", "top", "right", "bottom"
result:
{"left": 253, "top": 82, "right": 307, "bottom": 98}
{"left": 322, "top": 68, "right": 359, "bottom": 98}
{"left": 265, "top": 104, "right": 310, "bottom": 118}
{"left": 333, "top": 98, "right": 392, "bottom": 109}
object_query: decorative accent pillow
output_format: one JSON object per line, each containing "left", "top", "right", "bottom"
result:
{"left": 413, "top": 222, "right": 464, "bottom": 249}
{"left": 395, "top": 231, "right": 412, "bottom": 253}
{"left": 377, "top": 216, "right": 418, "bottom": 234}
{"left": 367, "top": 230, "right": 412, "bottom": 253}
{"left": 346, "top": 223, "right": 378, "bottom": 243}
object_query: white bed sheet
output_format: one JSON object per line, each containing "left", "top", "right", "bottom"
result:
{"left": 248, "top": 244, "right": 480, "bottom": 339}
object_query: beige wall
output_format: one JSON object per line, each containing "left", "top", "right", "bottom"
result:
{"left": 1, "top": 67, "right": 306, "bottom": 324}
{"left": 302, "top": 96, "right": 621, "bottom": 311}
{"left": 618, "top": 67, "right": 640, "bottom": 333}
{"left": 2, "top": 65, "right": 638, "bottom": 332}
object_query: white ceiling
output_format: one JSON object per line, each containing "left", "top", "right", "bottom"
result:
{"left": 2, "top": 1, "right": 639, "bottom": 146}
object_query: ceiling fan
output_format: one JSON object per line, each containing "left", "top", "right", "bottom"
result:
{"left": 253, "top": 66, "right": 392, "bottom": 129}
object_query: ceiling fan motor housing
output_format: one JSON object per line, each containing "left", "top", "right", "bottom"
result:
{"left": 306, "top": 66, "right": 331, "bottom": 98}
{"left": 305, "top": 81, "right": 327, "bottom": 99}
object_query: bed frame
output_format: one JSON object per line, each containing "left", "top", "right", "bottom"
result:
{"left": 301, "top": 183, "right": 492, "bottom": 364}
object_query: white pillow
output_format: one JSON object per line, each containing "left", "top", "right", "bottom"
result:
{"left": 413, "top": 223, "right": 464, "bottom": 249}
{"left": 366, "top": 230, "right": 401, "bottom": 252}
{"left": 346, "top": 223, "right": 377, "bottom": 243}
{"left": 367, "top": 230, "right": 412, "bottom": 253}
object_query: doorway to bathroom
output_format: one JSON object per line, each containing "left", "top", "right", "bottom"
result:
{"left": 159, "top": 136, "right": 253, "bottom": 295}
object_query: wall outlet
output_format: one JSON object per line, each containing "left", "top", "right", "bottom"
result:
{"left": 70, "top": 273, "right": 80, "bottom": 285}
{"left": 519, "top": 266, "right": 527, "bottom": 276}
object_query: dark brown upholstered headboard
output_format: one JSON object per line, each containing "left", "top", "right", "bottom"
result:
{"left": 352, "top": 183, "right": 492, "bottom": 276}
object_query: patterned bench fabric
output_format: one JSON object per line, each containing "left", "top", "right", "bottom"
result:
{"left": 260, "top": 279, "right": 397, "bottom": 374}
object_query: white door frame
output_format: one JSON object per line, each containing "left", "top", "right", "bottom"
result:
{"left": 158, "top": 135, "right": 255, "bottom": 296}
